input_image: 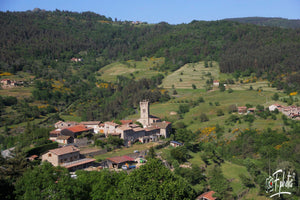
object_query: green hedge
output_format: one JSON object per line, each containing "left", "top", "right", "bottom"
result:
{"left": 26, "top": 142, "right": 58, "bottom": 157}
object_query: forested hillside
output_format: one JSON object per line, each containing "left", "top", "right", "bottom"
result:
{"left": 224, "top": 17, "right": 300, "bottom": 29}
{"left": 1, "top": 10, "right": 300, "bottom": 89}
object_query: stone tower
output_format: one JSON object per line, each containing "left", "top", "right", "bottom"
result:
{"left": 138, "top": 100, "right": 149, "bottom": 127}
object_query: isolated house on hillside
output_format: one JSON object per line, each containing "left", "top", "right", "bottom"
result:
{"left": 238, "top": 106, "right": 247, "bottom": 114}
{"left": 170, "top": 141, "right": 183, "bottom": 147}
{"left": 213, "top": 80, "right": 219, "bottom": 87}
{"left": 1, "top": 79, "right": 11, "bottom": 85}
{"left": 196, "top": 191, "right": 217, "bottom": 200}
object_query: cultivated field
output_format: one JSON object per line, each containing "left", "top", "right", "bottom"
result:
{"left": 97, "top": 57, "right": 164, "bottom": 82}
{"left": 161, "top": 61, "right": 219, "bottom": 89}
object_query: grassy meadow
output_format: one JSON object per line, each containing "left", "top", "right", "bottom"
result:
{"left": 97, "top": 57, "right": 165, "bottom": 82}
{"left": 161, "top": 61, "right": 220, "bottom": 89}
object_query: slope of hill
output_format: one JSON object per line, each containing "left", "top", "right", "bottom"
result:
{"left": 1, "top": 10, "right": 300, "bottom": 94}
{"left": 161, "top": 61, "right": 219, "bottom": 89}
{"left": 97, "top": 57, "right": 164, "bottom": 82}
{"left": 224, "top": 17, "right": 300, "bottom": 29}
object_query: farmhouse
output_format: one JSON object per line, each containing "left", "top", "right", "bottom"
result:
{"left": 42, "top": 145, "right": 95, "bottom": 171}
{"left": 238, "top": 106, "right": 247, "bottom": 114}
{"left": 196, "top": 191, "right": 217, "bottom": 200}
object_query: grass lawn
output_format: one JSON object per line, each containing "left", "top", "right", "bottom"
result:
{"left": 94, "top": 142, "right": 159, "bottom": 161}
{"left": 161, "top": 61, "right": 219, "bottom": 89}
{"left": 97, "top": 57, "right": 164, "bottom": 82}
{"left": 188, "top": 151, "right": 205, "bottom": 166}
{"left": 244, "top": 187, "right": 269, "bottom": 200}
{"left": 221, "top": 161, "right": 250, "bottom": 196}
{"left": 0, "top": 87, "right": 33, "bottom": 99}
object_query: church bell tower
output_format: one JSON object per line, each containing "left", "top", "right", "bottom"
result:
{"left": 139, "top": 100, "right": 149, "bottom": 127}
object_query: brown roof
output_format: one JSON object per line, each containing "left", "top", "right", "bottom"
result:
{"left": 57, "top": 135, "right": 71, "bottom": 140}
{"left": 80, "top": 121, "right": 101, "bottom": 125}
{"left": 107, "top": 156, "right": 135, "bottom": 164}
{"left": 152, "top": 122, "right": 170, "bottom": 129}
{"left": 145, "top": 127, "right": 160, "bottom": 131}
{"left": 30, "top": 155, "right": 38, "bottom": 159}
{"left": 50, "top": 129, "right": 62, "bottom": 134}
{"left": 62, "top": 158, "right": 96, "bottom": 169}
{"left": 133, "top": 127, "right": 145, "bottom": 132}
{"left": 120, "top": 120, "right": 133, "bottom": 125}
{"left": 66, "top": 125, "right": 89, "bottom": 133}
{"left": 49, "top": 146, "right": 79, "bottom": 156}
{"left": 105, "top": 121, "right": 119, "bottom": 127}
{"left": 117, "top": 125, "right": 133, "bottom": 131}
{"left": 196, "top": 191, "right": 216, "bottom": 200}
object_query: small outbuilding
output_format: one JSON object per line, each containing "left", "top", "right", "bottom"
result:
{"left": 106, "top": 155, "right": 136, "bottom": 169}
{"left": 170, "top": 141, "right": 183, "bottom": 147}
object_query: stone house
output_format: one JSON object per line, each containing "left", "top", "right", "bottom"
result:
{"left": 42, "top": 145, "right": 80, "bottom": 166}
{"left": 56, "top": 135, "right": 73, "bottom": 144}
{"left": 42, "top": 145, "right": 95, "bottom": 171}
{"left": 238, "top": 106, "right": 247, "bottom": 114}
{"left": 80, "top": 121, "right": 101, "bottom": 133}
{"left": 55, "top": 121, "right": 79, "bottom": 129}
{"left": 152, "top": 121, "right": 172, "bottom": 138}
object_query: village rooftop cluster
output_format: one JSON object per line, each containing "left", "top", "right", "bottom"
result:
{"left": 41, "top": 100, "right": 172, "bottom": 171}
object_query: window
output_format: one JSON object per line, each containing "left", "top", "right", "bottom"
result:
{"left": 48, "top": 153, "right": 52, "bottom": 157}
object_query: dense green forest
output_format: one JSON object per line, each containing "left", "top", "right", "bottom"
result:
{"left": 1, "top": 10, "right": 300, "bottom": 92}
{"left": 224, "top": 17, "right": 300, "bottom": 29}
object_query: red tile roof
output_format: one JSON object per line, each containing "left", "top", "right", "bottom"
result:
{"left": 49, "top": 146, "right": 79, "bottom": 156}
{"left": 107, "top": 156, "right": 135, "bottom": 164}
{"left": 196, "top": 191, "right": 216, "bottom": 200}
{"left": 66, "top": 125, "right": 89, "bottom": 133}
{"left": 120, "top": 120, "right": 133, "bottom": 125}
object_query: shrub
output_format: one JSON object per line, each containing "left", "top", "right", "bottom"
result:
{"left": 200, "top": 113, "right": 209, "bottom": 122}
{"left": 216, "top": 109, "right": 224, "bottom": 116}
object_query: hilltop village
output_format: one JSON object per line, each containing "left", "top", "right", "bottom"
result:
{"left": 50, "top": 100, "right": 171, "bottom": 146}
{"left": 41, "top": 100, "right": 172, "bottom": 171}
